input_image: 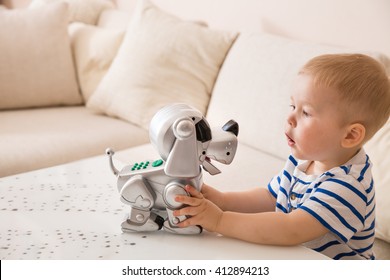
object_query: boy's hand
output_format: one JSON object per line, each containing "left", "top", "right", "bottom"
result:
{"left": 201, "top": 184, "right": 225, "bottom": 210}
{"left": 174, "top": 185, "right": 223, "bottom": 232}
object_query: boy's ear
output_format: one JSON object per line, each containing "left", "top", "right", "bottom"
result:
{"left": 341, "top": 123, "right": 366, "bottom": 148}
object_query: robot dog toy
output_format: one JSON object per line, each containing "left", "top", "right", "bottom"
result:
{"left": 106, "top": 103, "right": 239, "bottom": 234}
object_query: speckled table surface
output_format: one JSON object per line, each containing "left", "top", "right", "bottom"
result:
{"left": 0, "top": 154, "right": 328, "bottom": 260}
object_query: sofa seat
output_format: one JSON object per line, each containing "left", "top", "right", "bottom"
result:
{"left": 0, "top": 106, "right": 149, "bottom": 178}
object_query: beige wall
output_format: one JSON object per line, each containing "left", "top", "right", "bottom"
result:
{"left": 116, "top": 0, "right": 390, "bottom": 59}
{"left": 2, "top": 0, "right": 31, "bottom": 8}
{"left": 4, "top": 0, "right": 390, "bottom": 58}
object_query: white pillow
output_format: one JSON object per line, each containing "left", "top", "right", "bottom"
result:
{"left": 207, "top": 33, "right": 390, "bottom": 160}
{"left": 69, "top": 23, "right": 125, "bottom": 102}
{"left": 0, "top": 2, "right": 82, "bottom": 109}
{"left": 87, "top": 0, "right": 237, "bottom": 130}
{"left": 366, "top": 121, "right": 390, "bottom": 243}
{"left": 30, "top": 0, "right": 114, "bottom": 25}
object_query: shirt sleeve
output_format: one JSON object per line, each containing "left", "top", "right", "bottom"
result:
{"left": 299, "top": 176, "right": 367, "bottom": 242}
{"left": 267, "top": 155, "right": 298, "bottom": 199}
{"left": 267, "top": 171, "right": 282, "bottom": 199}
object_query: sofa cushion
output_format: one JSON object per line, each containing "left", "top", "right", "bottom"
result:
{"left": 0, "top": 2, "right": 82, "bottom": 110}
{"left": 365, "top": 121, "right": 390, "bottom": 243}
{"left": 87, "top": 0, "right": 237, "bottom": 130}
{"left": 29, "top": 0, "right": 114, "bottom": 25}
{"left": 97, "top": 8, "right": 131, "bottom": 30}
{"left": 69, "top": 23, "right": 125, "bottom": 102}
{"left": 0, "top": 107, "right": 149, "bottom": 178}
{"left": 207, "top": 32, "right": 390, "bottom": 159}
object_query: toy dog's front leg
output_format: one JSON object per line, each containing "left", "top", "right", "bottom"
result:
{"left": 162, "top": 182, "right": 202, "bottom": 234}
{"left": 119, "top": 175, "right": 164, "bottom": 232}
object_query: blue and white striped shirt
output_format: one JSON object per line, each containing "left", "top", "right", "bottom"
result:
{"left": 267, "top": 149, "right": 375, "bottom": 260}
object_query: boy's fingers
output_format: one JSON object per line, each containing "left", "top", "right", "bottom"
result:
{"left": 185, "top": 185, "right": 203, "bottom": 199}
{"left": 174, "top": 206, "right": 198, "bottom": 217}
{"left": 177, "top": 219, "right": 191, "bottom": 228}
{"left": 175, "top": 195, "right": 200, "bottom": 206}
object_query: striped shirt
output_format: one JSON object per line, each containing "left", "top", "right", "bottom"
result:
{"left": 267, "top": 149, "right": 375, "bottom": 260}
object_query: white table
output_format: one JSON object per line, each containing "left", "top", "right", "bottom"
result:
{"left": 0, "top": 154, "right": 328, "bottom": 260}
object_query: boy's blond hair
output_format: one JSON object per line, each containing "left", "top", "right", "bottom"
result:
{"left": 299, "top": 53, "right": 390, "bottom": 141}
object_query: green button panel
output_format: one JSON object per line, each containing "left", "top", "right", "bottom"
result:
{"left": 129, "top": 159, "right": 163, "bottom": 171}
{"left": 152, "top": 159, "right": 163, "bottom": 167}
{"left": 131, "top": 161, "right": 150, "bottom": 171}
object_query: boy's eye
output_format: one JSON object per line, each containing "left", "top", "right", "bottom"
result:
{"left": 303, "top": 110, "right": 310, "bottom": 117}
{"left": 290, "top": 105, "right": 296, "bottom": 110}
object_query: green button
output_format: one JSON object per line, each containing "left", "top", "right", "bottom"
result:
{"left": 152, "top": 159, "right": 163, "bottom": 167}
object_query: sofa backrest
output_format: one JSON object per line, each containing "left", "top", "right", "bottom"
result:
{"left": 206, "top": 32, "right": 390, "bottom": 159}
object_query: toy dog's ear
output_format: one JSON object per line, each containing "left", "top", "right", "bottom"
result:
{"left": 223, "top": 120, "right": 239, "bottom": 136}
{"left": 164, "top": 118, "right": 200, "bottom": 178}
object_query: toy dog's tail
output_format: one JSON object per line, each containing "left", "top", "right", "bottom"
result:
{"left": 106, "top": 148, "right": 119, "bottom": 176}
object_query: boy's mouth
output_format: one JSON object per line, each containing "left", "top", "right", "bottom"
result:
{"left": 285, "top": 133, "right": 295, "bottom": 147}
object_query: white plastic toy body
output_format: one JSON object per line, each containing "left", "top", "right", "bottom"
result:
{"left": 106, "top": 103, "right": 239, "bottom": 234}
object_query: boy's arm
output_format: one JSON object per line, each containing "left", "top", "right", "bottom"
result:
{"left": 176, "top": 185, "right": 329, "bottom": 246}
{"left": 202, "top": 184, "right": 276, "bottom": 213}
{"left": 216, "top": 209, "right": 328, "bottom": 246}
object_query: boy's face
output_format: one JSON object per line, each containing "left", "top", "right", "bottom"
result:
{"left": 285, "top": 74, "right": 347, "bottom": 163}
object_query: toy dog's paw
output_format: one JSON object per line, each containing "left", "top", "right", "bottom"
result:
{"left": 121, "top": 213, "right": 164, "bottom": 233}
{"left": 163, "top": 220, "right": 202, "bottom": 235}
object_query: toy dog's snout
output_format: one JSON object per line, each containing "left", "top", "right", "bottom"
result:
{"left": 205, "top": 120, "right": 239, "bottom": 164}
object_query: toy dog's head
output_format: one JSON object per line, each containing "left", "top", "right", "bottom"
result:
{"left": 149, "top": 103, "right": 239, "bottom": 178}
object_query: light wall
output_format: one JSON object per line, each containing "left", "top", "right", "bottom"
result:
{"left": 116, "top": 0, "right": 390, "bottom": 58}
{"left": 4, "top": 0, "right": 390, "bottom": 58}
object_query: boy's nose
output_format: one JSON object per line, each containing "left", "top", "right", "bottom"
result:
{"left": 287, "top": 113, "right": 296, "bottom": 128}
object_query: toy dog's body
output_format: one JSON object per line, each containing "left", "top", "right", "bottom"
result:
{"left": 107, "top": 103, "right": 238, "bottom": 234}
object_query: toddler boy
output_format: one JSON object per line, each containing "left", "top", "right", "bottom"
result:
{"left": 174, "top": 54, "right": 390, "bottom": 260}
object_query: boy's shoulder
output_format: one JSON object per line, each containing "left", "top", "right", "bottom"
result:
{"left": 318, "top": 149, "right": 373, "bottom": 195}
{"left": 285, "top": 149, "right": 373, "bottom": 191}
{"left": 330, "top": 149, "right": 372, "bottom": 183}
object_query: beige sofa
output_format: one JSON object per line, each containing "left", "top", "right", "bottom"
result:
{"left": 0, "top": 0, "right": 389, "bottom": 259}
